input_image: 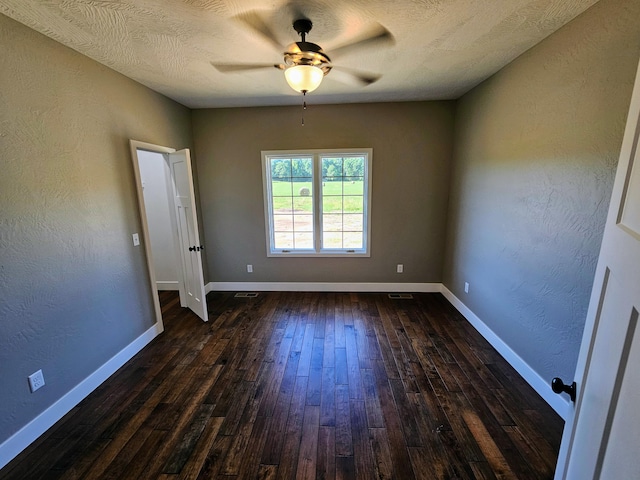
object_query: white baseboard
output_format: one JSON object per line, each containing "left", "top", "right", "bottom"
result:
{"left": 0, "top": 322, "right": 164, "bottom": 471}
{"left": 157, "top": 281, "right": 179, "bottom": 291}
{"left": 205, "top": 281, "right": 441, "bottom": 293}
{"left": 440, "top": 286, "right": 570, "bottom": 420}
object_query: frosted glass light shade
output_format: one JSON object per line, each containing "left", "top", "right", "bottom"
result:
{"left": 284, "top": 65, "right": 324, "bottom": 93}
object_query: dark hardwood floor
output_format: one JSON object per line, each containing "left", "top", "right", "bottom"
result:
{"left": 0, "top": 291, "right": 563, "bottom": 479}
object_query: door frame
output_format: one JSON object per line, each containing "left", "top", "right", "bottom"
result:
{"left": 129, "top": 140, "right": 186, "bottom": 327}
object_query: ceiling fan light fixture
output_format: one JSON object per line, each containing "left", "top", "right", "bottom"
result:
{"left": 284, "top": 64, "right": 324, "bottom": 93}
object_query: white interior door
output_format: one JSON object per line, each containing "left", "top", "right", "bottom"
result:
{"left": 554, "top": 59, "right": 640, "bottom": 479}
{"left": 169, "top": 149, "right": 208, "bottom": 322}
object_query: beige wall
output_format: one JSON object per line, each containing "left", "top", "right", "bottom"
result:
{"left": 0, "top": 14, "right": 193, "bottom": 445}
{"left": 192, "top": 101, "right": 455, "bottom": 284}
{"left": 444, "top": 0, "right": 640, "bottom": 385}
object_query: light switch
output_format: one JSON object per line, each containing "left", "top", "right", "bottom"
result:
{"left": 132, "top": 233, "right": 140, "bottom": 246}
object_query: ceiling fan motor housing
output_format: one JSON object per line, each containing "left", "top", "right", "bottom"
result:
{"left": 285, "top": 19, "right": 332, "bottom": 76}
{"left": 284, "top": 42, "right": 332, "bottom": 75}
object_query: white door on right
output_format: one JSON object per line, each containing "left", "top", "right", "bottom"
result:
{"left": 169, "top": 149, "right": 208, "bottom": 322}
{"left": 555, "top": 59, "right": 640, "bottom": 479}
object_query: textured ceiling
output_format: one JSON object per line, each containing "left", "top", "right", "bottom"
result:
{"left": 0, "top": 0, "right": 600, "bottom": 108}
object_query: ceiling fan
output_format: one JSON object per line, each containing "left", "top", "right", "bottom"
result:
{"left": 212, "top": 12, "right": 394, "bottom": 95}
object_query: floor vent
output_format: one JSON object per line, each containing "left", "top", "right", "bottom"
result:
{"left": 234, "top": 292, "right": 259, "bottom": 298}
{"left": 388, "top": 293, "right": 414, "bottom": 299}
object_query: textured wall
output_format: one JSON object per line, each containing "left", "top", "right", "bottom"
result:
{"left": 192, "top": 101, "right": 455, "bottom": 284}
{"left": 444, "top": 0, "right": 640, "bottom": 386}
{"left": 0, "top": 13, "right": 192, "bottom": 444}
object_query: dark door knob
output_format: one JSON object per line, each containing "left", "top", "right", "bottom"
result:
{"left": 551, "top": 377, "right": 576, "bottom": 403}
{"left": 189, "top": 246, "right": 196, "bottom": 252}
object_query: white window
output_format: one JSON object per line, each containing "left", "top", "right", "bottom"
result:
{"left": 262, "top": 149, "right": 372, "bottom": 257}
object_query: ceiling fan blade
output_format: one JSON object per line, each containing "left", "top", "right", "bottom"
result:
{"left": 233, "top": 11, "right": 283, "bottom": 51}
{"left": 330, "top": 66, "right": 382, "bottom": 86}
{"left": 329, "top": 23, "right": 394, "bottom": 58}
{"left": 212, "top": 62, "right": 285, "bottom": 73}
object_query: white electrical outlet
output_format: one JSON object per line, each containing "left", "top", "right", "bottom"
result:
{"left": 132, "top": 233, "right": 140, "bottom": 246}
{"left": 28, "top": 369, "right": 45, "bottom": 393}
{"left": 397, "top": 264, "right": 403, "bottom": 273}
{"left": 464, "top": 282, "right": 470, "bottom": 293}
{"left": 247, "top": 264, "right": 253, "bottom": 273}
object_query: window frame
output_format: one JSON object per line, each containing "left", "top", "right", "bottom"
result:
{"left": 262, "top": 148, "right": 372, "bottom": 257}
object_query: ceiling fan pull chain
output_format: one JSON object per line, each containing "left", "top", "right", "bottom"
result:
{"left": 302, "top": 91, "right": 307, "bottom": 126}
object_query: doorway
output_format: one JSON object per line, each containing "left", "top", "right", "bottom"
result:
{"left": 129, "top": 140, "right": 209, "bottom": 324}
{"left": 137, "top": 149, "right": 184, "bottom": 297}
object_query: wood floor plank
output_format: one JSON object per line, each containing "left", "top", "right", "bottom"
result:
{"left": 408, "top": 445, "right": 449, "bottom": 480}
{"left": 100, "top": 424, "right": 157, "bottom": 479}
{"left": 369, "top": 428, "right": 393, "bottom": 480}
{"left": 372, "top": 360, "right": 416, "bottom": 480}
{"left": 295, "top": 406, "right": 320, "bottom": 480}
{"left": 316, "top": 426, "right": 336, "bottom": 480}
{"left": 163, "top": 403, "right": 215, "bottom": 474}
{"left": 233, "top": 414, "right": 272, "bottom": 479}
{"left": 176, "top": 416, "right": 224, "bottom": 480}
{"left": 335, "top": 456, "right": 356, "bottom": 480}
{"left": 194, "top": 433, "right": 233, "bottom": 480}
{"left": 334, "top": 384, "right": 353, "bottom": 457}
{"left": 334, "top": 348, "right": 348, "bottom": 385}
{"left": 350, "top": 400, "right": 376, "bottom": 479}
{"left": 0, "top": 292, "right": 563, "bottom": 480}
{"left": 306, "top": 337, "right": 324, "bottom": 406}
{"left": 462, "top": 409, "right": 518, "bottom": 479}
{"left": 361, "top": 368, "right": 384, "bottom": 428}
{"left": 259, "top": 344, "right": 300, "bottom": 464}
{"left": 274, "top": 375, "right": 308, "bottom": 480}
{"left": 344, "top": 325, "right": 365, "bottom": 400}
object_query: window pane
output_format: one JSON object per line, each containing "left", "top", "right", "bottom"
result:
{"left": 274, "top": 232, "right": 294, "bottom": 249}
{"left": 272, "top": 180, "right": 292, "bottom": 197}
{"left": 343, "top": 157, "right": 365, "bottom": 177}
{"left": 323, "top": 214, "right": 342, "bottom": 232}
{"left": 323, "top": 195, "right": 342, "bottom": 213}
{"left": 343, "top": 214, "right": 363, "bottom": 231}
{"left": 343, "top": 196, "right": 363, "bottom": 213}
{"left": 323, "top": 232, "right": 342, "bottom": 249}
{"left": 271, "top": 158, "right": 291, "bottom": 179}
{"left": 272, "top": 196, "right": 292, "bottom": 213}
{"left": 343, "top": 177, "right": 364, "bottom": 195}
{"left": 292, "top": 158, "right": 313, "bottom": 178}
{"left": 322, "top": 158, "right": 343, "bottom": 177}
{"left": 343, "top": 232, "right": 363, "bottom": 249}
{"left": 294, "top": 232, "right": 314, "bottom": 249}
{"left": 294, "top": 179, "right": 312, "bottom": 197}
{"left": 294, "top": 214, "right": 313, "bottom": 232}
{"left": 293, "top": 196, "right": 312, "bottom": 212}
{"left": 322, "top": 176, "right": 342, "bottom": 188}
{"left": 274, "top": 214, "right": 293, "bottom": 232}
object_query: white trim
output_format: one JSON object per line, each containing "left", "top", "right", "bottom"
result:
{"left": 440, "top": 286, "right": 571, "bottom": 420}
{"left": 157, "top": 281, "right": 180, "bottom": 291}
{"left": 0, "top": 322, "right": 163, "bottom": 470}
{"left": 129, "top": 140, "right": 172, "bottom": 331}
{"left": 205, "top": 281, "right": 440, "bottom": 293}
